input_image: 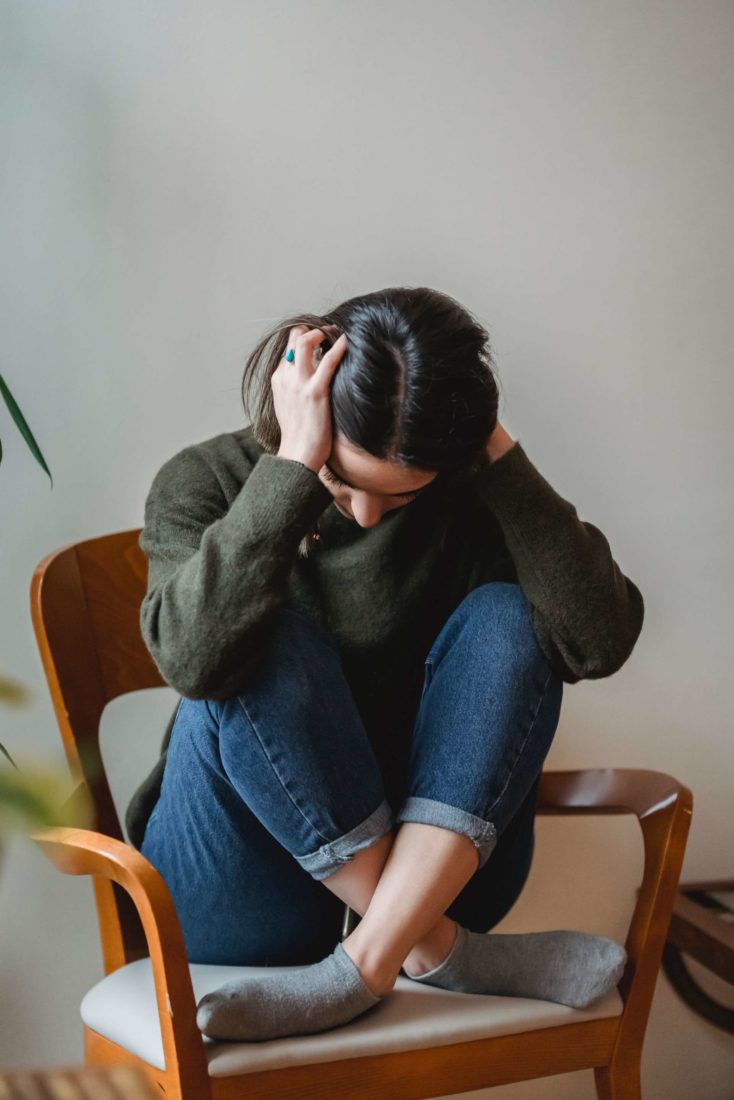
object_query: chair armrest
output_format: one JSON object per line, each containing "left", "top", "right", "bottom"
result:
{"left": 536, "top": 767, "right": 693, "bottom": 1051}
{"left": 537, "top": 767, "right": 691, "bottom": 819}
{"left": 31, "top": 826, "right": 210, "bottom": 1093}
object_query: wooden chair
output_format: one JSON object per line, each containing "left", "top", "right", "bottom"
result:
{"left": 28, "top": 531, "right": 693, "bottom": 1100}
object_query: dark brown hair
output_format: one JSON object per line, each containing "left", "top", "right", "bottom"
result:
{"left": 241, "top": 285, "right": 501, "bottom": 479}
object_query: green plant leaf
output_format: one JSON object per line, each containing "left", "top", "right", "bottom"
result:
{"left": 0, "top": 672, "right": 32, "bottom": 708}
{"left": 0, "top": 742, "right": 20, "bottom": 770}
{"left": 0, "top": 763, "right": 93, "bottom": 832}
{"left": 0, "top": 374, "right": 53, "bottom": 487}
{"left": 0, "top": 776, "right": 55, "bottom": 823}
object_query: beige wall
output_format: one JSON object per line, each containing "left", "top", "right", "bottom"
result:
{"left": 1, "top": 1, "right": 732, "bottom": 1095}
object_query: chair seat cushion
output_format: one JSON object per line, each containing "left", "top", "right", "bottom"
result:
{"left": 80, "top": 957, "right": 623, "bottom": 1077}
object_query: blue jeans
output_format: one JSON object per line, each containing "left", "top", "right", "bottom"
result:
{"left": 141, "top": 582, "right": 563, "bottom": 966}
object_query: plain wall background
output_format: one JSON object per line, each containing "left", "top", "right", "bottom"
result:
{"left": 1, "top": 1, "right": 732, "bottom": 1095}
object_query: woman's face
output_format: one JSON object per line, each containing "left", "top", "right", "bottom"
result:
{"left": 317, "top": 435, "right": 438, "bottom": 528}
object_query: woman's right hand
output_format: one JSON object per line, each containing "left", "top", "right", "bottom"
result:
{"left": 272, "top": 325, "right": 348, "bottom": 474}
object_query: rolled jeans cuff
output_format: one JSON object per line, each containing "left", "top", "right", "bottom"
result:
{"left": 294, "top": 797, "right": 396, "bottom": 881}
{"left": 396, "top": 796, "right": 498, "bottom": 870}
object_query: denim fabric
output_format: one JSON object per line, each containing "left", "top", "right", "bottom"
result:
{"left": 141, "top": 582, "right": 563, "bottom": 965}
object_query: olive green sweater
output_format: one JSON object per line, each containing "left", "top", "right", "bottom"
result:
{"left": 125, "top": 425, "right": 644, "bottom": 850}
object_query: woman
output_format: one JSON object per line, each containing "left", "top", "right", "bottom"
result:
{"left": 131, "top": 285, "right": 644, "bottom": 1043}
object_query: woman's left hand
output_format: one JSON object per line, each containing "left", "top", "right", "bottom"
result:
{"left": 485, "top": 420, "right": 516, "bottom": 464}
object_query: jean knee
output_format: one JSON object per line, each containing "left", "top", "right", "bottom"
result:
{"left": 453, "top": 582, "right": 549, "bottom": 669}
{"left": 206, "top": 607, "right": 344, "bottom": 715}
{"left": 460, "top": 581, "right": 532, "bottom": 627}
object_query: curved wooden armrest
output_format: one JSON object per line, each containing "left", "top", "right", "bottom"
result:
{"left": 536, "top": 768, "right": 693, "bottom": 1028}
{"left": 30, "top": 826, "right": 209, "bottom": 1090}
{"left": 537, "top": 767, "right": 691, "bottom": 819}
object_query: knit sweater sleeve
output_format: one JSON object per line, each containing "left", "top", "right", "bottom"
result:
{"left": 470, "top": 441, "right": 645, "bottom": 683}
{"left": 138, "top": 446, "right": 332, "bottom": 699}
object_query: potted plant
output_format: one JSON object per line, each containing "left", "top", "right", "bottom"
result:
{"left": 0, "top": 377, "right": 93, "bottom": 869}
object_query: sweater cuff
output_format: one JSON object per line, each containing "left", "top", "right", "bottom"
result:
{"left": 236, "top": 453, "right": 333, "bottom": 540}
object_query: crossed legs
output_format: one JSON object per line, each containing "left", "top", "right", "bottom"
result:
{"left": 329, "top": 823, "right": 476, "bottom": 994}
{"left": 145, "top": 584, "right": 625, "bottom": 1041}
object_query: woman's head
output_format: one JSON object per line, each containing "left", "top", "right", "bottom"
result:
{"left": 241, "top": 285, "right": 500, "bottom": 522}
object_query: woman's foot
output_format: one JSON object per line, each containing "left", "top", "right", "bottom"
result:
{"left": 403, "top": 924, "right": 627, "bottom": 1009}
{"left": 196, "top": 941, "right": 384, "bottom": 1041}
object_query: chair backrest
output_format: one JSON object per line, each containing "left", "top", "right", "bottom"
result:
{"left": 30, "top": 530, "right": 161, "bottom": 842}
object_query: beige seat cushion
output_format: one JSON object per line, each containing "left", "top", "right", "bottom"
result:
{"left": 80, "top": 957, "right": 623, "bottom": 1077}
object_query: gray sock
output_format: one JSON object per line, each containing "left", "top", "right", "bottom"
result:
{"left": 196, "top": 941, "right": 383, "bottom": 1042}
{"left": 403, "top": 924, "right": 626, "bottom": 1009}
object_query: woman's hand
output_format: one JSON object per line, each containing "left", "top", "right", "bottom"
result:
{"left": 272, "top": 325, "right": 348, "bottom": 474}
{"left": 485, "top": 419, "right": 516, "bottom": 464}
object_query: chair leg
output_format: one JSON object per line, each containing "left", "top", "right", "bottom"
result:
{"left": 594, "top": 1056, "right": 642, "bottom": 1100}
